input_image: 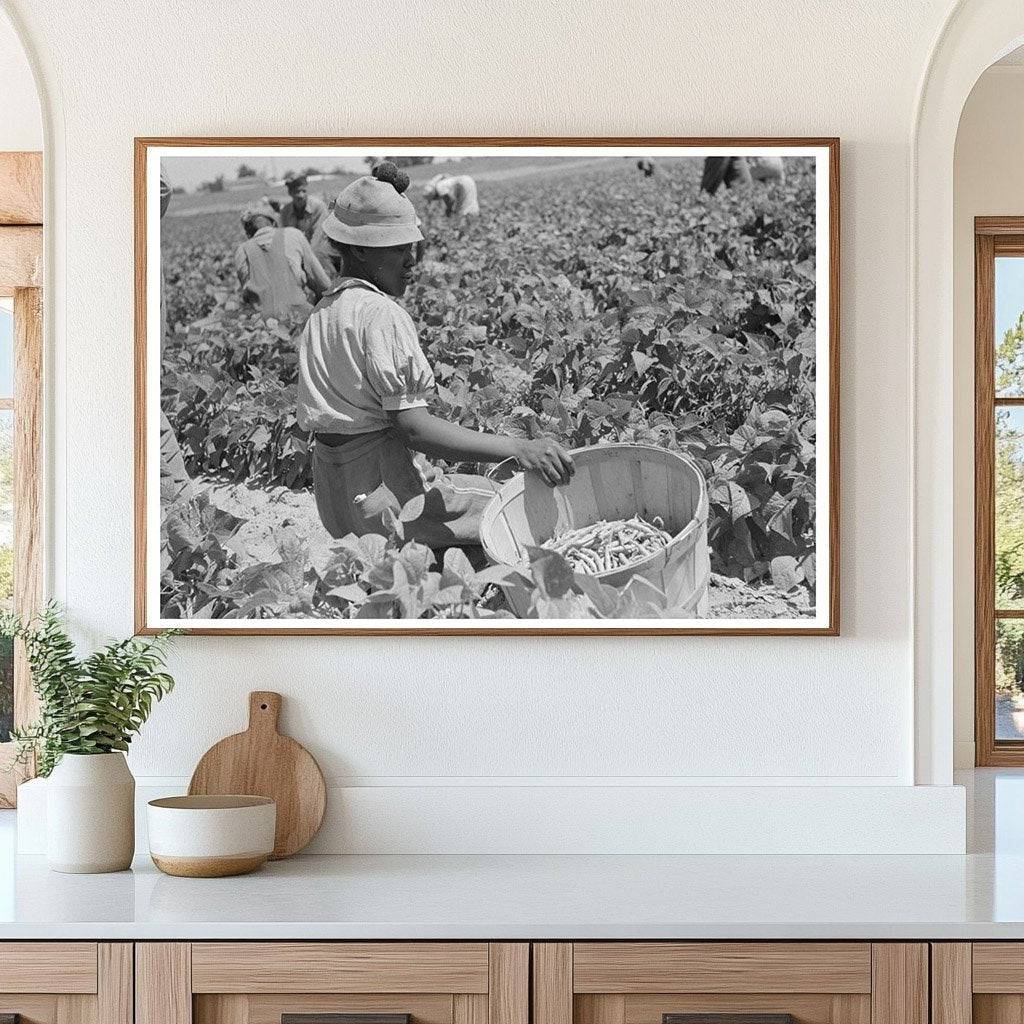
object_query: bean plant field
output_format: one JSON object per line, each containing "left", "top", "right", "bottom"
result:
{"left": 159, "top": 156, "right": 820, "bottom": 622}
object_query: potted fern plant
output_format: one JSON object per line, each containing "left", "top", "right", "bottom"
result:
{"left": 2, "top": 604, "right": 176, "bottom": 873}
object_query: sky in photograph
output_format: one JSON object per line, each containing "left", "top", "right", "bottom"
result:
{"left": 161, "top": 154, "right": 366, "bottom": 191}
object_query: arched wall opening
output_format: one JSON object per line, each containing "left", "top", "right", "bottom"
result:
{"left": 914, "top": 0, "right": 1024, "bottom": 784}
{"left": 951, "top": 46, "right": 1024, "bottom": 768}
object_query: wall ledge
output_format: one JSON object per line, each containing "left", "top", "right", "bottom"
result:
{"left": 17, "top": 778, "right": 967, "bottom": 856}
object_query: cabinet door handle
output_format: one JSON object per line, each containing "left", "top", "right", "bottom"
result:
{"left": 664, "top": 1016, "right": 797, "bottom": 1024}
{"left": 283, "top": 1015, "right": 412, "bottom": 1024}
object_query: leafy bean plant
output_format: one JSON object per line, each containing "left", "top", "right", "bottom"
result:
{"left": 0, "top": 604, "right": 177, "bottom": 776}
{"left": 161, "top": 483, "right": 702, "bottom": 621}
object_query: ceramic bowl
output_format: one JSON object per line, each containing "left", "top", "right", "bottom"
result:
{"left": 147, "top": 795, "right": 276, "bottom": 877}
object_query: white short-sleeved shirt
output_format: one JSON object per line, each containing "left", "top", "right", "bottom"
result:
{"left": 296, "top": 278, "right": 436, "bottom": 434}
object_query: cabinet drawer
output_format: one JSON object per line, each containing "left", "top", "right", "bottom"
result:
{"left": 535, "top": 943, "right": 925, "bottom": 1024}
{"left": 191, "top": 943, "right": 490, "bottom": 993}
{"left": 973, "top": 943, "right": 1024, "bottom": 992}
{"left": 195, "top": 993, "right": 463, "bottom": 1024}
{"left": 139, "top": 942, "right": 528, "bottom": 1024}
{"left": 0, "top": 942, "right": 130, "bottom": 1024}
{"left": 572, "top": 944, "right": 872, "bottom": 994}
{"left": 0, "top": 942, "right": 98, "bottom": 993}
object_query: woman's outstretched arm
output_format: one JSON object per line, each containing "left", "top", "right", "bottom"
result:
{"left": 389, "top": 407, "right": 575, "bottom": 486}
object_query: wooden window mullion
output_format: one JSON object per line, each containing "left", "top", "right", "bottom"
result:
{"left": 976, "top": 230, "right": 997, "bottom": 763}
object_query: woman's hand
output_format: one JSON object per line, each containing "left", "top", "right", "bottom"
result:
{"left": 512, "top": 438, "right": 575, "bottom": 486}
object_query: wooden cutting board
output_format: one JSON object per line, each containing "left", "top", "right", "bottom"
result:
{"left": 188, "top": 691, "right": 326, "bottom": 860}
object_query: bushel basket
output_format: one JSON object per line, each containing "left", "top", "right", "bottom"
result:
{"left": 480, "top": 443, "right": 710, "bottom": 617}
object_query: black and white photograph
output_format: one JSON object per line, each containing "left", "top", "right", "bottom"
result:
{"left": 138, "top": 140, "right": 838, "bottom": 634}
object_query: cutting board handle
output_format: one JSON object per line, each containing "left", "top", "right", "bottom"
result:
{"left": 248, "top": 691, "right": 282, "bottom": 734}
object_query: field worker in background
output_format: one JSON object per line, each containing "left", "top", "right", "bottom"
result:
{"left": 235, "top": 200, "right": 332, "bottom": 324}
{"left": 701, "top": 155, "right": 785, "bottom": 194}
{"left": 296, "top": 168, "right": 573, "bottom": 553}
{"left": 423, "top": 172, "right": 480, "bottom": 218}
{"left": 278, "top": 173, "right": 328, "bottom": 240}
{"left": 747, "top": 155, "right": 785, "bottom": 184}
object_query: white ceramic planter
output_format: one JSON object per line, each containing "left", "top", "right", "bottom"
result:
{"left": 46, "top": 752, "right": 135, "bottom": 873}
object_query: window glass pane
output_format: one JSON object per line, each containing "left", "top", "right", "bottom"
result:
{"left": 996, "top": 257, "right": 1024, "bottom": 396}
{"left": 0, "top": 409, "right": 11, "bottom": 742}
{"left": 998, "top": 619, "right": 1024, "bottom": 740}
{"left": 0, "top": 300, "right": 12, "bottom": 400}
{"left": 997, "top": 407, "right": 1024, "bottom": 609}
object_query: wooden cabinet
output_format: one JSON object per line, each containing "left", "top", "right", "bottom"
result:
{"left": 0, "top": 938, "right": 936, "bottom": 1024}
{"left": 532, "top": 943, "right": 928, "bottom": 1024}
{"left": 136, "top": 943, "right": 528, "bottom": 1024}
{"left": 930, "top": 943, "right": 1024, "bottom": 1024}
{"left": 0, "top": 942, "right": 132, "bottom": 1024}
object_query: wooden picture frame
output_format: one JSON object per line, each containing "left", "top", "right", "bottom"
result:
{"left": 136, "top": 137, "right": 840, "bottom": 636}
{"left": 0, "top": 150, "right": 43, "bottom": 806}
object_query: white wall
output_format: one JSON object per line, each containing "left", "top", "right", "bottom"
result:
{"left": 0, "top": 7, "right": 40, "bottom": 151}
{"left": 952, "top": 65, "right": 1024, "bottom": 768}
{"left": 0, "top": 0, "right": 974, "bottom": 851}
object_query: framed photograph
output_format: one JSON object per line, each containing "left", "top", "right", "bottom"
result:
{"left": 135, "top": 137, "right": 839, "bottom": 635}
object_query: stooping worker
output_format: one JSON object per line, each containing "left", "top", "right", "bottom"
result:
{"left": 701, "top": 155, "right": 785, "bottom": 194}
{"left": 296, "top": 170, "right": 574, "bottom": 551}
{"left": 700, "top": 156, "right": 749, "bottom": 194}
{"left": 235, "top": 200, "right": 331, "bottom": 324}
{"left": 423, "top": 172, "right": 480, "bottom": 219}
{"left": 278, "top": 172, "right": 329, "bottom": 240}
{"left": 747, "top": 155, "right": 785, "bottom": 184}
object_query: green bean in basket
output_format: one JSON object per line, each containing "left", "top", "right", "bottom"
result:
{"left": 541, "top": 516, "right": 672, "bottom": 574}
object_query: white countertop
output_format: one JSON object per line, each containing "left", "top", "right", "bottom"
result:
{"left": 0, "top": 848, "right": 1023, "bottom": 940}
{"left": 1, "top": 769, "right": 1022, "bottom": 941}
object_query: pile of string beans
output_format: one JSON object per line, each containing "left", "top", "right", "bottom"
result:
{"left": 541, "top": 515, "right": 672, "bottom": 574}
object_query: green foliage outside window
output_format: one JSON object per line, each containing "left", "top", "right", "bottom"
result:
{"left": 995, "top": 315, "right": 1024, "bottom": 694}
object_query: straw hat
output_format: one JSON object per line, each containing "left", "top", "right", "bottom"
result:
{"left": 321, "top": 176, "right": 423, "bottom": 247}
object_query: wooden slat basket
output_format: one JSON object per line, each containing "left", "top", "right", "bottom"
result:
{"left": 480, "top": 444, "right": 710, "bottom": 616}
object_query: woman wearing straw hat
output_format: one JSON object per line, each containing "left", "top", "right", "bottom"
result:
{"left": 296, "top": 164, "right": 573, "bottom": 551}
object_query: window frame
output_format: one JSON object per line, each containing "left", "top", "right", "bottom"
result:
{"left": 975, "top": 217, "right": 1024, "bottom": 765}
{"left": 0, "top": 151, "right": 43, "bottom": 806}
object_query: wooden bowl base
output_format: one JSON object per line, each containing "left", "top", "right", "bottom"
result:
{"left": 151, "top": 853, "right": 268, "bottom": 878}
